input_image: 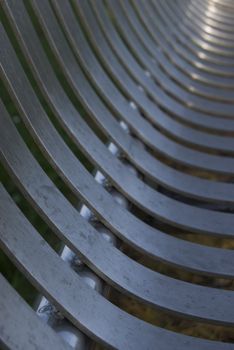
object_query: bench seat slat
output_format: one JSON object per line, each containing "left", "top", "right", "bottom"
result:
{"left": 2, "top": 28, "right": 234, "bottom": 280}
{"left": 2, "top": 9, "right": 234, "bottom": 241}
{"left": 2, "top": 103, "right": 234, "bottom": 324}
{"left": 95, "top": 0, "right": 234, "bottom": 103}
{"left": 79, "top": 0, "right": 234, "bottom": 128}
{"left": 125, "top": 0, "right": 234, "bottom": 75}
{"left": 4, "top": 0, "right": 234, "bottom": 209}
{"left": 27, "top": 0, "right": 234, "bottom": 176}
{"left": 0, "top": 275, "right": 71, "bottom": 350}
{"left": 1, "top": 186, "right": 234, "bottom": 350}
{"left": 51, "top": 0, "right": 234, "bottom": 147}
{"left": 1, "top": 0, "right": 234, "bottom": 348}
{"left": 156, "top": 0, "right": 234, "bottom": 53}
{"left": 33, "top": 0, "right": 234, "bottom": 176}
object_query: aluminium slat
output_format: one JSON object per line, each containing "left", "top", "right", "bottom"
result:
{"left": 168, "top": 2, "right": 234, "bottom": 46}
{"left": 2, "top": 61, "right": 234, "bottom": 286}
{"left": 48, "top": 0, "right": 234, "bottom": 139}
{"left": 4, "top": 0, "right": 234, "bottom": 209}
{"left": 78, "top": 0, "right": 234, "bottom": 140}
{"left": 123, "top": 0, "right": 234, "bottom": 88}
{"left": 208, "top": 0, "right": 234, "bottom": 10}
{"left": 154, "top": 0, "right": 234, "bottom": 58}
{"left": 3, "top": 0, "right": 232, "bottom": 349}
{"left": 204, "top": 0, "right": 234, "bottom": 12}
{"left": 189, "top": 0, "right": 234, "bottom": 25}
{"left": 3, "top": 29, "right": 234, "bottom": 240}
{"left": 124, "top": 0, "right": 234, "bottom": 74}
{"left": 0, "top": 275, "right": 71, "bottom": 350}
{"left": 2, "top": 99, "right": 234, "bottom": 286}
{"left": 173, "top": 0, "right": 234, "bottom": 41}
{"left": 149, "top": 0, "right": 234, "bottom": 66}
{"left": 1, "top": 92, "right": 234, "bottom": 277}
{"left": 3, "top": 112, "right": 234, "bottom": 325}
{"left": 105, "top": 0, "right": 234, "bottom": 131}
{"left": 158, "top": 0, "right": 234, "bottom": 61}
{"left": 99, "top": 0, "right": 234, "bottom": 116}
{"left": 73, "top": 1, "right": 234, "bottom": 147}
{"left": 120, "top": 0, "right": 234, "bottom": 79}
{"left": 89, "top": 1, "right": 234, "bottom": 103}
{"left": 1, "top": 186, "right": 234, "bottom": 350}
{"left": 158, "top": 0, "right": 234, "bottom": 50}
{"left": 20, "top": 0, "right": 234, "bottom": 177}
{"left": 88, "top": 1, "right": 234, "bottom": 107}
{"left": 51, "top": 2, "right": 234, "bottom": 161}
{"left": 55, "top": 0, "right": 234, "bottom": 123}
{"left": 155, "top": 0, "right": 234, "bottom": 65}
{"left": 177, "top": 1, "right": 234, "bottom": 34}
{"left": 199, "top": 0, "right": 234, "bottom": 13}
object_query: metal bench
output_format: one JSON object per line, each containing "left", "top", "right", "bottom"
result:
{"left": 1, "top": 0, "right": 234, "bottom": 349}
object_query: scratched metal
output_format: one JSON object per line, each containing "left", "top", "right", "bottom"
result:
{"left": 2, "top": 186, "right": 234, "bottom": 349}
{"left": 15, "top": 0, "right": 234, "bottom": 176}
{"left": 123, "top": 0, "right": 234, "bottom": 89}
{"left": 2, "top": 0, "right": 234, "bottom": 210}
{"left": 61, "top": 0, "right": 234, "bottom": 155}
{"left": 1, "top": 0, "right": 234, "bottom": 349}
{"left": 2, "top": 100, "right": 234, "bottom": 282}
{"left": 0, "top": 275, "right": 71, "bottom": 350}
{"left": 77, "top": 0, "right": 234, "bottom": 144}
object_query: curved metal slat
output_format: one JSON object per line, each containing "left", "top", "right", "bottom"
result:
{"left": 3, "top": 0, "right": 234, "bottom": 211}
{"left": 1, "top": 185, "right": 234, "bottom": 349}
{"left": 2, "top": 97, "right": 234, "bottom": 283}
{"left": 2, "top": 23, "right": 234, "bottom": 242}
{"left": 1, "top": 0, "right": 234, "bottom": 348}
{"left": 0, "top": 275, "right": 71, "bottom": 350}
{"left": 65, "top": 0, "right": 234, "bottom": 156}
{"left": 146, "top": 0, "right": 234, "bottom": 69}
{"left": 158, "top": 0, "right": 234, "bottom": 50}
{"left": 119, "top": 0, "right": 234, "bottom": 89}
{"left": 89, "top": 1, "right": 234, "bottom": 105}
{"left": 103, "top": 0, "right": 234, "bottom": 131}
{"left": 173, "top": 0, "right": 234, "bottom": 41}
{"left": 154, "top": 0, "right": 234, "bottom": 59}
{"left": 54, "top": 0, "right": 234, "bottom": 128}
{"left": 188, "top": 0, "right": 234, "bottom": 27}
{"left": 3, "top": 102, "right": 234, "bottom": 325}
{"left": 125, "top": 0, "right": 234, "bottom": 88}
{"left": 24, "top": 0, "right": 234, "bottom": 177}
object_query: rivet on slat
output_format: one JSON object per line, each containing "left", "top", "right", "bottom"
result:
{"left": 37, "top": 298, "right": 55, "bottom": 324}
{"left": 129, "top": 101, "right": 138, "bottom": 110}
{"left": 54, "top": 320, "right": 87, "bottom": 350}
{"left": 110, "top": 188, "right": 129, "bottom": 209}
{"left": 137, "top": 85, "right": 145, "bottom": 93}
{"left": 95, "top": 223, "right": 118, "bottom": 246}
{"left": 95, "top": 170, "right": 106, "bottom": 185}
{"left": 80, "top": 205, "right": 92, "bottom": 220}
{"left": 108, "top": 142, "right": 119, "bottom": 155}
{"left": 119, "top": 120, "right": 129, "bottom": 133}
{"left": 72, "top": 256, "right": 85, "bottom": 272}
{"left": 79, "top": 268, "right": 103, "bottom": 294}
{"left": 144, "top": 70, "right": 151, "bottom": 78}
{"left": 60, "top": 245, "right": 76, "bottom": 265}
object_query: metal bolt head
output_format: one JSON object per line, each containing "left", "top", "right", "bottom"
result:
{"left": 79, "top": 268, "right": 103, "bottom": 294}
{"left": 95, "top": 223, "right": 117, "bottom": 246}
{"left": 54, "top": 320, "right": 86, "bottom": 349}
{"left": 110, "top": 189, "right": 129, "bottom": 209}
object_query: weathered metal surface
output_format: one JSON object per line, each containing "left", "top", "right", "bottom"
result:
{"left": 1, "top": 0, "right": 234, "bottom": 349}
